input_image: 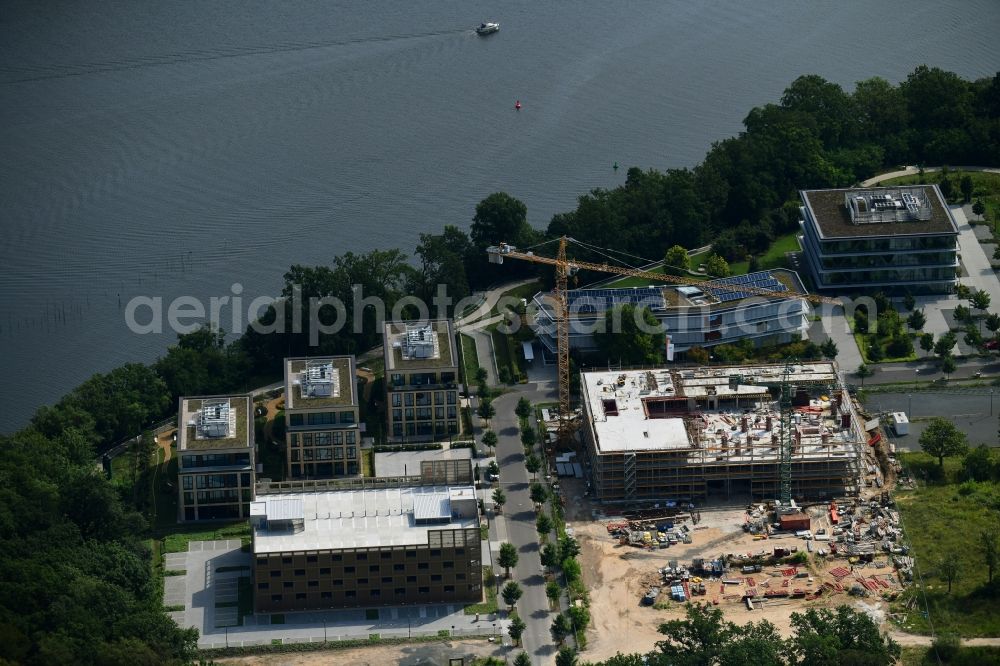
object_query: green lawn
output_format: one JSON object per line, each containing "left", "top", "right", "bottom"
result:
{"left": 464, "top": 567, "right": 499, "bottom": 615}
{"left": 490, "top": 327, "right": 525, "bottom": 384}
{"left": 893, "top": 452, "right": 1000, "bottom": 637}
{"left": 159, "top": 522, "right": 251, "bottom": 554}
{"left": 608, "top": 250, "right": 710, "bottom": 288}
{"left": 459, "top": 333, "right": 481, "bottom": 384}
{"left": 854, "top": 332, "right": 919, "bottom": 363}
{"left": 490, "top": 281, "right": 541, "bottom": 317}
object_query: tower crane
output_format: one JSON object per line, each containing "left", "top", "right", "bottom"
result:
{"left": 487, "top": 236, "right": 839, "bottom": 449}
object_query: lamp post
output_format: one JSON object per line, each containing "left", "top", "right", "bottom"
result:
{"left": 493, "top": 622, "right": 497, "bottom": 640}
{"left": 907, "top": 393, "right": 912, "bottom": 417}
{"left": 225, "top": 625, "right": 229, "bottom": 648}
{"left": 323, "top": 619, "right": 327, "bottom": 642}
{"left": 452, "top": 624, "right": 456, "bottom": 638}
{"left": 408, "top": 617, "right": 411, "bottom": 639}
{"left": 990, "top": 389, "right": 994, "bottom": 417}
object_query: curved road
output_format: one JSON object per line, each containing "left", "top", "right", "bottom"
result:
{"left": 861, "top": 165, "right": 1000, "bottom": 187}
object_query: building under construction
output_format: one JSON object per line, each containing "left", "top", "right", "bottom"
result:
{"left": 579, "top": 362, "right": 865, "bottom": 503}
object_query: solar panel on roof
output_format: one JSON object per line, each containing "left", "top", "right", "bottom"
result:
{"left": 566, "top": 287, "right": 666, "bottom": 313}
{"left": 706, "top": 271, "right": 787, "bottom": 303}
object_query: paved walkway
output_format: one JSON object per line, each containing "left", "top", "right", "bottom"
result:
{"left": 860, "top": 165, "right": 1000, "bottom": 187}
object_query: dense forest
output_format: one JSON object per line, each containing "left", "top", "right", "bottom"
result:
{"left": 0, "top": 66, "right": 996, "bottom": 664}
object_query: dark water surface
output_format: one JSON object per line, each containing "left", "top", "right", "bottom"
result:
{"left": 1, "top": 0, "right": 998, "bottom": 431}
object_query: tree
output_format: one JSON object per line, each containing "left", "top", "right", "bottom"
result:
{"left": 410, "top": 226, "right": 472, "bottom": 309}
{"left": 820, "top": 338, "right": 838, "bottom": 360}
{"left": 664, "top": 245, "right": 690, "bottom": 276}
{"left": 593, "top": 303, "right": 664, "bottom": 366}
{"left": 525, "top": 454, "right": 541, "bottom": 478}
{"left": 555, "top": 646, "right": 578, "bottom": 666}
{"left": 941, "top": 355, "right": 957, "bottom": 378}
{"left": 907, "top": 309, "right": 926, "bottom": 331}
{"left": 856, "top": 364, "right": 873, "bottom": 387}
{"left": 903, "top": 293, "right": 916, "bottom": 311}
{"left": 546, "top": 580, "right": 562, "bottom": 606}
{"left": 960, "top": 174, "right": 974, "bottom": 203}
{"left": 559, "top": 534, "right": 581, "bottom": 559}
{"left": 919, "top": 417, "right": 968, "bottom": 468}
{"left": 498, "top": 542, "right": 518, "bottom": 578}
{"left": 971, "top": 290, "right": 992, "bottom": 322}
{"left": 478, "top": 398, "right": 496, "bottom": 422}
{"left": 687, "top": 345, "right": 710, "bottom": 365}
{"left": 867, "top": 341, "right": 883, "bottom": 362}
{"left": 788, "top": 605, "right": 900, "bottom": 666}
{"left": 482, "top": 429, "right": 498, "bottom": 451}
{"left": 704, "top": 253, "right": 731, "bottom": 277}
{"left": 986, "top": 313, "right": 1000, "bottom": 338}
{"left": 964, "top": 445, "right": 995, "bottom": 482}
{"left": 531, "top": 483, "right": 549, "bottom": 505}
{"left": 568, "top": 605, "right": 591, "bottom": 633}
{"left": 562, "top": 557, "right": 582, "bottom": 583}
{"left": 541, "top": 543, "right": 559, "bottom": 568}
{"left": 514, "top": 652, "right": 531, "bottom": 666}
{"left": 981, "top": 527, "right": 1000, "bottom": 584}
{"left": 508, "top": 614, "right": 527, "bottom": 646}
{"left": 954, "top": 303, "right": 972, "bottom": 323}
{"left": 938, "top": 556, "right": 960, "bottom": 594}
{"left": 886, "top": 335, "right": 913, "bottom": 359}
{"left": 551, "top": 613, "right": 572, "bottom": 645}
{"left": 920, "top": 333, "right": 935, "bottom": 353}
{"left": 536, "top": 512, "right": 553, "bottom": 538}
{"left": 934, "top": 331, "right": 957, "bottom": 358}
{"left": 501, "top": 581, "right": 523, "bottom": 610}
{"left": 654, "top": 602, "right": 732, "bottom": 665}
{"left": 520, "top": 427, "right": 536, "bottom": 449}
{"left": 973, "top": 198, "right": 986, "bottom": 221}
{"left": 488, "top": 460, "right": 500, "bottom": 477}
{"left": 995, "top": 245, "right": 1000, "bottom": 262}
{"left": 515, "top": 397, "right": 532, "bottom": 420}
{"left": 492, "top": 488, "right": 507, "bottom": 512}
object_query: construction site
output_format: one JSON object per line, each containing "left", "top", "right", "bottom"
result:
{"left": 547, "top": 360, "right": 907, "bottom": 662}
{"left": 579, "top": 361, "right": 867, "bottom": 503}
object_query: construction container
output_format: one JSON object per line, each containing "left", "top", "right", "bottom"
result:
{"left": 779, "top": 513, "right": 811, "bottom": 531}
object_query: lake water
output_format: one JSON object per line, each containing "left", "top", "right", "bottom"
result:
{"left": 1, "top": 0, "right": 998, "bottom": 432}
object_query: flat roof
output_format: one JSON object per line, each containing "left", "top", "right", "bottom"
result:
{"left": 178, "top": 395, "right": 252, "bottom": 452}
{"left": 384, "top": 320, "right": 457, "bottom": 371}
{"left": 252, "top": 485, "right": 477, "bottom": 553}
{"left": 801, "top": 185, "right": 957, "bottom": 239}
{"left": 285, "top": 356, "right": 357, "bottom": 410}
{"left": 582, "top": 362, "right": 852, "bottom": 460}
{"left": 374, "top": 448, "right": 472, "bottom": 478}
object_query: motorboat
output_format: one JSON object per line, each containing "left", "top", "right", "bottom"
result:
{"left": 476, "top": 22, "right": 500, "bottom": 35}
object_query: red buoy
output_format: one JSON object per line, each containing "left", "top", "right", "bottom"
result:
{"left": 515, "top": 100, "right": 521, "bottom": 110}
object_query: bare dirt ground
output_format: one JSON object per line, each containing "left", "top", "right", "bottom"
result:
{"left": 570, "top": 500, "right": 903, "bottom": 663}
{"left": 215, "top": 638, "right": 509, "bottom": 665}
{"left": 156, "top": 427, "right": 176, "bottom": 462}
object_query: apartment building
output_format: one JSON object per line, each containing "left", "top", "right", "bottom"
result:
{"left": 251, "top": 459, "right": 481, "bottom": 612}
{"left": 800, "top": 185, "right": 959, "bottom": 294}
{"left": 284, "top": 356, "right": 361, "bottom": 479}
{"left": 383, "top": 320, "right": 460, "bottom": 442}
{"left": 176, "top": 394, "right": 255, "bottom": 521}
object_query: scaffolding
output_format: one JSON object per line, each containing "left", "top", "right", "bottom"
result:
{"left": 580, "top": 363, "right": 862, "bottom": 504}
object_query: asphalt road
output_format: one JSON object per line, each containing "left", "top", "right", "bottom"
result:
{"left": 490, "top": 383, "right": 560, "bottom": 665}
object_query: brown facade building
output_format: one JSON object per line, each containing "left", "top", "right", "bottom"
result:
{"left": 251, "top": 460, "right": 481, "bottom": 613}
{"left": 383, "top": 320, "right": 461, "bottom": 442}
{"left": 284, "top": 356, "right": 361, "bottom": 479}
{"left": 177, "top": 395, "right": 255, "bottom": 521}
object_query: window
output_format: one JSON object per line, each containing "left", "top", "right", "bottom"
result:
{"left": 457, "top": 573, "right": 466, "bottom": 580}
{"left": 321, "top": 591, "right": 332, "bottom": 599}
{"left": 270, "top": 571, "right": 280, "bottom": 578}
{"left": 345, "top": 566, "right": 355, "bottom": 573}
{"left": 443, "top": 561, "right": 454, "bottom": 569}
{"left": 418, "top": 563, "right": 429, "bottom": 570}
{"left": 456, "top": 548, "right": 465, "bottom": 555}
{"left": 307, "top": 555, "right": 318, "bottom": 563}
{"left": 393, "top": 564, "right": 404, "bottom": 571}
{"left": 444, "top": 585, "right": 455, "bottom": 592}
{"left": 407, "top": 575, "right": 417, "bottom": 582}
{"left": 370, "top": 589, "right": 380, "bottom": 597}
{"left": 381, "top": 576, "right": 392, "bottom": 583}
{"left": 429, "top": 549, "right": 441, "bottom": 556}
{"left": 381, "top": 551, "right": 392, "bottom": 559}
{"left": 308, "top": 581, "right": 319, "bottom": 588}
{"left": 358, "top": 578, "right": 368, "bottom": 585}
{"left": 395, "top": 587, "right": 406, "bottom": 595}
{"left": 283, "top": 581, "right": 293, "bottom": 588}
{"left": 294, "top": 569, "right": 305, "bottom": 576}
{"left": 431, "top": 574, "right": 442, "bottom": 582}
{"left": 271, "top": 594, "right": 282, "bottom": 602}
{"left": 257, "top": 582, "right": 269, "bottom": 590}
{"left": 333, "top": 579, "right": 343, "bottom": 586}
{"left": 282, "top": 557, "right": 292, "bottom": 564}
{"left": 406, "top": 550, "right": 417, "bottom": 558}
{"left": 418, "top": 586, "right": 429, "bottom": 594}
{"left": 296, "top": 592, "right": 306, "bottom": 600}
{"left": 369, "top": 565, "right": 379, "bottom": 572}
{"left": 357, "top": 553, "right": 367, "bottom": 560}
{"left": 333, "top": 554, "right": 343, "bottom": 562}
{"left": 346, "top": 591, "right": 356, "bottom": 598}
{"left": 320, "top": 567, "right": 331, "bottom": 575}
